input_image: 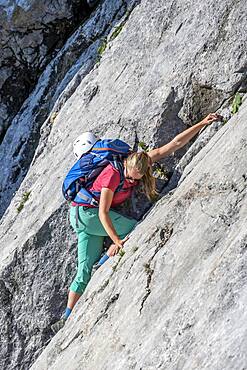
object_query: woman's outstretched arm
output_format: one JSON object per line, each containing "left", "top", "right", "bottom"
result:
{"left": 148, "top": 113, "right": 222, "bottom": 163}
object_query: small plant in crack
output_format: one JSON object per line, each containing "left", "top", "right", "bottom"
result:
{"left": 138, "top": 141, "right": 150, "bottom": 152}
{"left": 231, "top": 92, "right": 242, "bottom": 114}
{"left": 17, "top": 191, "right": 31, "bottom": 213}
{"left": 118, "top": 248, "right": 125, "bottom": 257}
{"left": 143, "top": 262, "right": 152, "bottom": 275}
{"left": 109, "top": 24, "right": 124, "bottom": 42}
{"left": 132, "top": 246, "right": 138, "bottom": 253}
{"left": 152, "top": 162, "right": 168, "bottom": 180}
{"left": 97, "top": 37, "right": 107, "bottom": 59}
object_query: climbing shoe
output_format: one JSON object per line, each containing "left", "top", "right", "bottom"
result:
{"left": 51, "top": 316, "right": 66, "bottom": 334}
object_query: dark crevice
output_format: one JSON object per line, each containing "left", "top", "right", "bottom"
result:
{"left": 139, "top": 263, "right": 154, "bottom": 314}
{"left": 124, "top": 254, "right": 139, "bottom": 280}
{"left": 59, "top": 330, "right": 83, "bottom": 353}
{"left": 180, "top": 80, "right": 226, "bottom": 126}
{"left": 93, "top": 293, "right": 120, "bottom": 326}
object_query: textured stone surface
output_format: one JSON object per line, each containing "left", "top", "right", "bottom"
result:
{"left": 2, "top": 0, "right": 247, "bottom": 219}
{"left": 0, "top": 0, "right": 138, "bottom": 218}
{"left": 0, "top": 0, "right": 247, "bottom": 369}
{"left": 0, "top": 0, "right": 96, "bottom": 142}
{"left": 31, "top": 101, "right": 247, "bottom": 370}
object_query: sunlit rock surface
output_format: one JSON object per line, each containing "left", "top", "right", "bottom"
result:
{"left": 0, "top": 0, "right": 246, "bottom": 369}
{"left": 31, "top": 101, "right": 247, "bottom": 370}
{"left": 0, "top": 0, "right": 137, "bottom": 218}
{"left": 0, "top": 0, "right": 96, "bottom": 142}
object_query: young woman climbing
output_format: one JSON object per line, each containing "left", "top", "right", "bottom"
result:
{"left": 51, "top": 112, "right": 222, "bottom": 334}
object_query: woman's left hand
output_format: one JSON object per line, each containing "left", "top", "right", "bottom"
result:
{"left": 201, "top": 113, "right": 223, "bottom": 125}
{"left": 108, "top": 244, "right": 120, "bottom": 256}
{"left": 108, "top": 236, "right": 129, "bottom": 256}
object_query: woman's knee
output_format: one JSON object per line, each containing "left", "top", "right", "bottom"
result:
{"left": 70, "top": 280, "right": 85, "bottom": 295}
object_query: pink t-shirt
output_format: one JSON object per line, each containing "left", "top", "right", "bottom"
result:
{"left": 72, "top": 164, "right": 138, "bottom": 207}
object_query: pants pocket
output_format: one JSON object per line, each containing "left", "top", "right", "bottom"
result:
{"left": 70, "top": 207, "right": 86, "bottom": 232}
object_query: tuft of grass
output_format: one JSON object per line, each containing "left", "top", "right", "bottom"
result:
{"left": 98, "top": 38, "right": 107, "bottom": 57}
{"left": 118, "top": 248, "right": 125, "bottom": 257}
{"left": 143, "top": 262, "right": 152, "bottom": 275}
{"left": 138, "top": 141, "right": 149, "bottom": 152}
{"left": 109, "top": 24, "right": 124, "bottom": 41}
{"left": 17, "top": 191, "right": 31, "bottom": 213}
{"left": 231, "top": 92, "right": 242, "bottom": 114}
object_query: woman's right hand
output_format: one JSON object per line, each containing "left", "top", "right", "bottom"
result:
{"left": 201, "top": 112, "right": 223, "bottom": 125}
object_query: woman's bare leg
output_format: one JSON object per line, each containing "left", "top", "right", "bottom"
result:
{"left": 67, "top": 290, "right": 81, "bottom": 310}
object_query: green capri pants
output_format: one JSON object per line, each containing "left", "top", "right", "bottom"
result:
{"left": 69, "top": 206, "right": 137, "bottom": 294}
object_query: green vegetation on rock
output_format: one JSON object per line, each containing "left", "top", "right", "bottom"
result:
{"left": 118, "top": 248, "right": 125, "bottom": 257}
{"left": 98, "top": 38, "right": 107, "bottom": 57}
{"left": 109, "top": 24, "right": 124, "bottom": 41}
{"left": 231, "top": 92, "right": 242, "bottom": 114}
{"left": 138, "top": 141, "right": 150, "bottom": 152}
{"left": 17, "top": 191, "right": 31, "bottom": 213}
{"left": 153, "top": 162, "right": 168, "bottom": 180}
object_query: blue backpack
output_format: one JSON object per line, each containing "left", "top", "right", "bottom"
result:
{"left": 62, "top": 139, "right": 131, "bottom": 206}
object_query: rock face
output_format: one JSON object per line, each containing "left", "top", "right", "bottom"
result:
{"left": 0, "top": 0, "right": 138, "bottom": 219}
{"left": 0, "top": 0, "right": 246, "bottom": 369}
{"left": 0, "top": 0, "right": 96, "bottom": 143}
{"left": 31, "top": 100, "right": 247, "bottom": 370}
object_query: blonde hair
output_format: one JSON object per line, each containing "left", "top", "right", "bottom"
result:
{"left": 126, "top": 152, "right": 157, "bottom": 200}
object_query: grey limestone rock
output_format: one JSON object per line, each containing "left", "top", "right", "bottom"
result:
{"left": 0, "top": 0, "right": 247, "bottom": 369}
{"left": 0, "top": 0, "right": 138, "bottom": 218}
{"left": 31, "top": 98, "right": 247, "bottom": 370}
{"left": 0, "top": 0, "right": 97, "bottom": 143}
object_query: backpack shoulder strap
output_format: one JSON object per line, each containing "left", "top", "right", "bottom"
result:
{"left": 113, "top": 158, "right": 125, "bottom": 192}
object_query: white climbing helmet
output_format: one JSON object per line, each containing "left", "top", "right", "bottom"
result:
{"left": 73, "top": 132, "right": 99, "bottom": 159}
